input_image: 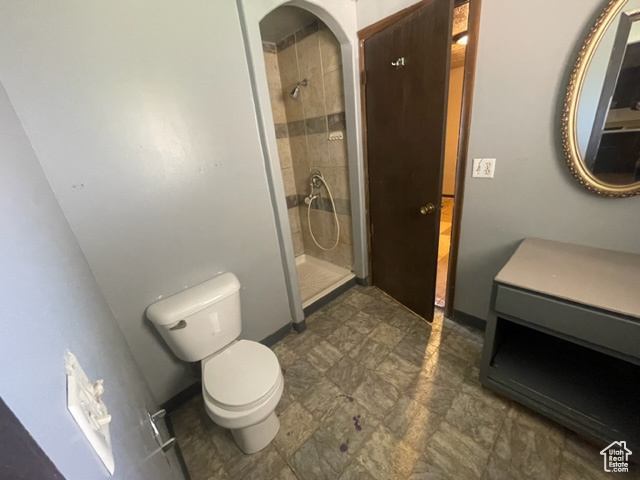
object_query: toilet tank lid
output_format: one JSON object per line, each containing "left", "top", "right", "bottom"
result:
{"left": 146, "top": 273, "right": 241, "bottom": 326}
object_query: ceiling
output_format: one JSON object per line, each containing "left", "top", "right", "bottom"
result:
{"left": 451, "top": 2, "right": 469, "bottom": 69}
{"left": 259, "top": 6, "right": 317, "bottom": 44}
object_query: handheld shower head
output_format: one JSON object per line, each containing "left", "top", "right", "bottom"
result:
{"left": 288, "top": 79, "right": 308, "bottom": 100}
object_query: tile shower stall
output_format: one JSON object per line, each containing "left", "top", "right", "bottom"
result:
{"left": 262, "top": 16, "right": 355, "bottom": 307}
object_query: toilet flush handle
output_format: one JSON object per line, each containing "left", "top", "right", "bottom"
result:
{"left": 169, "top": 320, "right": 187, "bottom": 331}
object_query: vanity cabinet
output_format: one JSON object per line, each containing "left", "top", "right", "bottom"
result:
{"left": 480, "top": 238, "right": 640, "bottom": 452}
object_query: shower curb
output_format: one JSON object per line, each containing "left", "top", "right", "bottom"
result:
{"left": 302, "top": 277, "right": 357, "bottom": 317}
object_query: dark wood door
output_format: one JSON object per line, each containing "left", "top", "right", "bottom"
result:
{"left": 364, "top": 0, "right": 453, "bottom": 320}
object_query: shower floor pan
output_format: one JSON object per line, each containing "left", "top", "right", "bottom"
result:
{"left": 295, "top": 254, "right": 354, "bottom": 308}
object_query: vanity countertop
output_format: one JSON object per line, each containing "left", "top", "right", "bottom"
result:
{"left": 495, "top": 238, "right": 640, "bottom": 319}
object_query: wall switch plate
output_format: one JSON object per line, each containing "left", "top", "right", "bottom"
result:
{"left": 472, "top": 158, "right": 496, "bottom": 178}
{"left": 328, "top": 131, "right": 343, "bottom": 141}
{"left": 64, "top": 351, "right": 114, "bottom": 475}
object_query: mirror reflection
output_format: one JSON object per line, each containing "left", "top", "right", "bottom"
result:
{"left": 571, "top": 1, "right": 640, "bottom": 190}
{"left": 586, "top": 10, "right": 640, "bottom": 184}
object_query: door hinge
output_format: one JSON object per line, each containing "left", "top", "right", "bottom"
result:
{"left": 361, "top": 69, "right": 367, "bottom": 85}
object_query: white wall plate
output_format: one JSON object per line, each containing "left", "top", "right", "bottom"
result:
{"left": 64, "top": 351, "right": 114, "bottom": 475}
{"left": 472, "top": 158, "right": 496, "bottom": 178}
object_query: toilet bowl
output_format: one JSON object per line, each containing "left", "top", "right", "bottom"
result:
{"left": 201, "top": 340, "right": 283, "bottom": 453}
{"left": 145, "top": 273, "right": 283, "bottom": 454}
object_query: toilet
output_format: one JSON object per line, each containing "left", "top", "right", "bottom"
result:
{"left": 146, "top": 273, "right": 283, "bottom": 454}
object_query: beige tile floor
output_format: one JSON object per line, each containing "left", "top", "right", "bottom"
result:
{"left": 170, "top": 286, "right": 639, "bottom": 480}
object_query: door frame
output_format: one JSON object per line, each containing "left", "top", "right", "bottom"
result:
{"left": 236, "top": 0, "right": 369, "bottom": 327}
{"left": 358, "top": 0, "right": 482, "bottom": 319}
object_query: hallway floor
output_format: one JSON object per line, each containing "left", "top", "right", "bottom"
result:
{"left": 435, "top": 197, "right": 453, "bottom": 307}
{"left": 170, "top": 286, "right": 637, "bottom": 480}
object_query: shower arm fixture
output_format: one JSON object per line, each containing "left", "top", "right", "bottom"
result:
{"left": 288, "top": 79, "right": 308, "bottom": 100}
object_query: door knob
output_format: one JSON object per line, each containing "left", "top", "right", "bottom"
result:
{"left": 420, "top": 203, "right": 436, "bottom": 215}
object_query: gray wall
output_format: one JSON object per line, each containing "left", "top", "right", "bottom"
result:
{"left": 454, "top": 0, "right": 640, "bottom": 320}
{"left": 356, "top": 0, "right": 421, "bottom": 28}
{"left": 0, "top": 83, "right": 181, "bottom": 479}
{"left": 356, "top": 0, "right": 640, "bottom": 322}
{"left": 0, "top": 1, "right": 292, "bottom": 402}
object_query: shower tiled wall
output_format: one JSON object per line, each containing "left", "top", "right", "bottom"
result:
{"left": 263, "top": 45, "right": 305, "bottom": 256}
{"left": 262, "top": 20, "right": 354, "bottom": 270}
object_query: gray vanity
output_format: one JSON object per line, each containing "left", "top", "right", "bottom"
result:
{"left": 480, "top": 238, "right": 640, "bottom": 452}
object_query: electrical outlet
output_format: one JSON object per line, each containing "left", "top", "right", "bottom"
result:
{"left": 472, "top": 158, "right": 496, "bottom": 178}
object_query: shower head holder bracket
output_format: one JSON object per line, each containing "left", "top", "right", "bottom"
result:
{"left": 309, "top": 169, "right": 323, "bottom": 189}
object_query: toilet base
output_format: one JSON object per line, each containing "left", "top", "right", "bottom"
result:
{"left": 231, "top": 410, "right": 280, "bottom": 454}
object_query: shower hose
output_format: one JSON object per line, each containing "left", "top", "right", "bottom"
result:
{"left": 307, "top": 174, "right": 340, "bottom": 251}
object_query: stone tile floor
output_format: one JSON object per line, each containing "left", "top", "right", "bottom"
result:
{"left": 170, "top": 285, "right": 639, "bottom": 480}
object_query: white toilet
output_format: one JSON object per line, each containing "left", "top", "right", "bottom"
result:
{"left": 146, "top": 273, "right": 284, "bottom": 454}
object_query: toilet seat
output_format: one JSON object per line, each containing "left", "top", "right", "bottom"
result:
{"left": 202, "top": 340, "right": 281, "bottom": 412}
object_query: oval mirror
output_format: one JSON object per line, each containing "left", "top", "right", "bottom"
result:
{"left": 563, "top": 0, "right": 640, "bottom": 196}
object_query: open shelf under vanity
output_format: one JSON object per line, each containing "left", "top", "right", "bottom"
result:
{"left": 480, "top": 238, "right": 640, "bottom": 453}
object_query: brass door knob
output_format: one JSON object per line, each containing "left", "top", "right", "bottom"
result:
{"left": 420, "top": 203, "right": 436, "bottom": 215}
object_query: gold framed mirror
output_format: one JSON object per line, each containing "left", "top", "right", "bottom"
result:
{"left": 562, "top": 0, "right": 640, "bottom": 197}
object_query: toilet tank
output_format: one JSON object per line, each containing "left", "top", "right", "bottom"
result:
{"left": 146, "top": 273, "right": 242, "bottom": 362}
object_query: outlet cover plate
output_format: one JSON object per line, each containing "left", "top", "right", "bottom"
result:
{"left": 472, "top": 158, "right": 496, "bottom": 178}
